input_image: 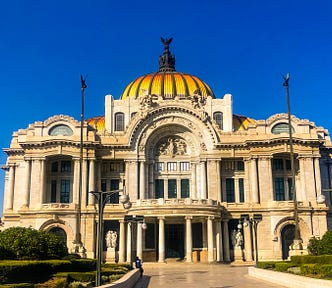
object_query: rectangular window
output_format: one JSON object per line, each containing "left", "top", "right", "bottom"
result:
{"left": 155, "top": 162, "right": 164, "bottom": 172}
{"left": 224, "top": 161, "right": 234, "bottom": 171}
{"left": 61, "top": 161, "right": 71, "bottom": 173}
{"left": 145, "top": 223, "right": 155, "bottom": 249}
{"left": 168, "top": 179, "right": 177, "bottom": 198}
{"left": 288, "top": 178, "right": 293, "bottom": 200}
{"left": 192, "top": 223, "right": 203, "bottom": 248}
{"left": 274, "top": 178, "right": 285, "bottom": 201}
{"left": 51, "top": 162, "right": 58, "bottom": 173}
{"left": 110, "top": 162, "right": 124, "bottom": 172}
{"left": 237, "top": 161, "right": 245, "bottom": 171}
{"left": 167, "top": 162, "right": 177, "bottom": 171}
{"left": 239, "top": 178, "right": 245, "bottom": 202}
{"left": 101, "top": 180, "right": 107, "bottom": 192}
{"left": 180, "top": 162, "right": 190, "bottom": 171}
{"left": 286, "top": 160, "right": 291, "bottom": 170}
{"left": 51, "top": 180, "right": 57, "bottom": 202}
{"left": 155, "top": 179, "right": 164, "bottom": 198}
{"left": 272, "top": 159, "right": 283, "bottom": 170}
{"left": 109, "top": 179, "right": 120, "bottom": 204}
{"left": 226, "top": 178, "right": 235, "bottom": 202}
{"left": 60, "top": 179, "right": 70, "bottom": 203}
{"left": 181, "top": 179, "right": 190, "bottom": 198}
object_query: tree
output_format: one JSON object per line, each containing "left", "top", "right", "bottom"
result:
{"left": 0, "top": 227, "right": 68, "bottom": 260}
{"left": 307, "top": 231, "right": 332, "bottom": 256}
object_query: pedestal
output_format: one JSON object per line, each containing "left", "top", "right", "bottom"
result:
{"left": 106, "top": 247, "right": 117, "bottom": 263}
{"left": 288, "top": 239, "right": 308, "bottom": 258}
{"left": 231, "top": 246, "right": 245, "bottom": 265}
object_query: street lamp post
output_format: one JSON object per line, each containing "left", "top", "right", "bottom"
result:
{"left": 89, "top": 189, "right": 131, "bottom": 287}
{"left": 241, "top": 214, "right": 263, "bottom": 267}
{"left": 283, "top": 74, "right": 302, "bottom": 250}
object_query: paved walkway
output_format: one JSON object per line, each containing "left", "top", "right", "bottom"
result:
{"left": 133, "top": 262, "right": 287, "bottom": 288}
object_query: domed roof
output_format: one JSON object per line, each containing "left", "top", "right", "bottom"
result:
{"left": 120, "top": 38, "right": 215, "bottom": 100}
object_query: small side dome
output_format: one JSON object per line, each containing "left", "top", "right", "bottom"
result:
{"left": 233, "top": 115, "right": 256, "bottom": 131}
{"left": 120, "top": 37, "right": 215, "bottom": 100}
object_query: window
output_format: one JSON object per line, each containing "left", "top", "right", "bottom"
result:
{"left": 274, "top": 178, "right": 285, "bottom": 201}
{"left": 181, "top": 179, "right": 190, "bottom": 198}
{"left": 288, "top": 178, "right": 293, "bottom": 200}
{"left": 114, "top": 112, "right": 124, "bottom": 131}
{"left": 237, "top": 161, "right": 244, "bottom": 171}
{"left": 109, "top": 179, "right": 120, "bottom": 203}
{"left": 180, "top": 162, "right": 190, "bottom": 171}
{"left": 226, "top": 178, "right": 235, "bottom": 202}
{"left": 167, "top": 162, "right": 177, "bottom": 171}
{"left": 60, "top": 180, "right": 70, "bottom": 203}
{"left": 61, "top": 161, "right": 71, "bottom": 173}
{"left": 155, "top": 179, "right": 164, "bottom": 198}
{"left": 213, "top": 112, "right": 223, "bottom": 130}
{"left": 271, "top": 123, "right": 294, "bottom": 134}
{"left": 110, "top": 161, "right": 124, "bottom": 172}
{"left": 49, "top": 124, "right": 73, "bottom": 136}
{"left": 155, "top": 162, "right": 165, "bottom": 172}
{"left": 168, "top": 179, "right": 177, "bottom": 198}
{"left": 51, "top": 162, "right": 58, "bottom": 172}
{"left": 51, "top": 180, "right": 57, "bottom": 202}
{"left": 239, "top": 178, "right": 245, "bottom": 202}
{"left": 273, "top": 159, "right": 283, "bottom": 170}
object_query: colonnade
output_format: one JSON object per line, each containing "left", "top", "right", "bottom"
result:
{"left": 116, "top": 216, "right": 231, "bottom": 263}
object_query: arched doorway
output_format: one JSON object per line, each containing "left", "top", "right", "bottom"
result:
{"left": 281, "top": 224, "right": 295, "bottom": 260}
{"left": 49, "top": 227, "right": 67, "bottom": 247}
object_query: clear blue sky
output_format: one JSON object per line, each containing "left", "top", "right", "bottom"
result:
{"left": 1, "top": 0, "right": 332, "bottom": 215}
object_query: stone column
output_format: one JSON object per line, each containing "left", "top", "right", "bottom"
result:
{"left": 191, "top": 162, "right": 197, "bottom": 199}
{"left": 250, "top": 157, "right": 259, "bottom": 203}
{"left": 207, "top": 216, "right": 214, "bottom": 263}
{"left": 216, "top": 160, "right": 222, "bottom": 202}
{"left": 222, "top": 219, "right": 231, "bottom": 262}
{"left": 243, "top": 222, "right": 253, "bottom": 261}
{"left": 127, "top": 161, "right": 138, "bottom": 201}
{"left": 119, "top": 220, "right": 126, "bottom": 262}
{"left": 139, "top": 161, "right": 145, "bottom": 199}
{"left": 148, "top": 162, "right": 154, "bottom": 199}
{"left": 216, "top": 219, "right": 223, "bottom": 262}
{"left": 73, "top": 159, "right": 80, "bottom": 204}
{"left": 82, "top": 159, "right": 88, "bottom": 207}
{"left": 200, "top": 161, "right": 207, "bottom": 199}
{"left": 22, "top": 159, "right": 31, "bottom": 208}
{"left": 207, "top": 160, "right": 219, "bottom": 200}
{"left": 137, "top": 222, "right": 143, "bottom": 259}
{"left": 6, "top": 164, "right": 15, "bottom": 210}
{"left": 158, "top": 217, "right": 165, "bottom": 263}
{"left": 40, "top": 159, "right": 45, "bottom": 204}
{"left": 88, "top": 159, "right": 95, "bottom": 205}
{"left": 257, "top": 156, "right": 273, "bottom": 202}
{"left": 314, "top": 156, "right": 322, "bottom": 198}
{"left": 126, "top": 222, "right": 132, "bottom": 264}
{"left": 185, "top": 216, "right": 193, "bottom": 262}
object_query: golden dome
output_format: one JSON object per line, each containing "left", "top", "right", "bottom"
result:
{"left": 121, "top": 72, "right": 215, "bottom": 100}
{"left": 120, "top": 37, "right": 215, "bottom": 100}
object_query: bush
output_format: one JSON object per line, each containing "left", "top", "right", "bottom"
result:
{"left": 257, "top": 261, "right": 276, "bottom": 269}
{"left": 318, "top": 231, "right": 332, "bottom": 255}
{"left": 291, "top": 255, "right": 332, "bottom": 265}
{"left": 274, "top": 262, "right": 295, "bottom": 272}
{"left": 0, "top": 227, "right": 68, "bottom": 260}
{"left": 307, "top": 237, "right": 320, "bottom": 256}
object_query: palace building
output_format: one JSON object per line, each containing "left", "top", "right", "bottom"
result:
{"left": 1, "top": 38, "right": 332, "bottom": 263}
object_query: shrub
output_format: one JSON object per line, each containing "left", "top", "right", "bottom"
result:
{"left": 291, "top": 255, "right": 332, "bottom": 265}
{"left": 257, "top": 261, "right": 276, "bottom": 269}
{"left": 0, "top": 227, "right": 68, "bottom": 260}
{"left": 307, "top": 236, "right": 320, "bottom": 256}
{"left": 274, "top": 262, "right": 295, "bottom": 272}
{"left": 318, "top": 231, "right": 332, "bottom": 255}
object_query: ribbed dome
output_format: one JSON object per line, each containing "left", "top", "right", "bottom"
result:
{"left": 120, "top": 72, "right": 215, "bottom": 100}
{"left": 120, "top": 37, "right": 215, "bottom": 100}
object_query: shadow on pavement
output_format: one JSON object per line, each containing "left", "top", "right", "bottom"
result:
{"left": 133, "top": 275, "right": 151, "bottom": 288}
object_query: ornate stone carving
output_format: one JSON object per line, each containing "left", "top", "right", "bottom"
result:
{"left": 156, "top": 137, "right": 187, "bottom": 157}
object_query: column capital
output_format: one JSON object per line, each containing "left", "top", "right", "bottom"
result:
{"left": 158, "top": 216, "right": 165, "bottom": 220}
{"left": 185, "top": 215, "right": 193, "bottom": 220}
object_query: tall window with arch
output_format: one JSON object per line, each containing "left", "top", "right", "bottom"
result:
{"left": 213, "top": 111, "right": 223, "bottom": 130}
{"left": 114, "top": 112, "right": 124, "bottom": 131}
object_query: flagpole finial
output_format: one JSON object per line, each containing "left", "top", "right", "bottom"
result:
{"left": 282, "top": 73, "right": 290, "bottom": 87}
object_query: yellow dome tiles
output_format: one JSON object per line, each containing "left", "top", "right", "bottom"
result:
{"left": 120, "top": 72, "right": 215, "bottom": 100}
{"left": 233, "top": 115, "right": 256, "bottom": 131}
{"left": 87, "top": 116, "right": 105, "bottom": 131}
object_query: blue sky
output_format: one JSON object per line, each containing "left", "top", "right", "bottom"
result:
{"left": 1, "top": 0, "right": 332, "bottom": 215}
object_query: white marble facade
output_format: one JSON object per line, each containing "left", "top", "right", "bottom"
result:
{"left": 2, "top": 41, "right": 332, "bottom": 262}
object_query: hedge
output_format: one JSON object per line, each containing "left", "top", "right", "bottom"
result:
{"left": 291, "top": 255, "right": 332, "bottom": 265}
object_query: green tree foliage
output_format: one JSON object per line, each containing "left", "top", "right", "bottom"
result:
{"left": 0, "top": 227, "right": 68, "bottom": 260}
{"left": 308, "top": 231, "right": 332, "bottom": 256}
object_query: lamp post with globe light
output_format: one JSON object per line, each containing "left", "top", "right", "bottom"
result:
{"left": 89, "top": 189, "right": 131, "bottom": 287}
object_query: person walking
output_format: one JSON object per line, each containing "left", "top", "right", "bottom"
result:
{"left": 135, "top": 256, "right": 144, "bottom": 278}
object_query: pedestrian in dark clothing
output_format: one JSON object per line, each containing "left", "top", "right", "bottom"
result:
{"left": 135, "top": 256, "right": 143, "bottom": 278}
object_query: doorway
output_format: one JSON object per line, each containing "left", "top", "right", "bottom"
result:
{"left": 281, "top": 224, "right": 295, "bottom": 260}
{"left": 165, "top": 224, "right": 184, "bottom": 259}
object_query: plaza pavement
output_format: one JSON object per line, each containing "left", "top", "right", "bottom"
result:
{"left": 133, "top": 262, "right": 287, "bottom": 288}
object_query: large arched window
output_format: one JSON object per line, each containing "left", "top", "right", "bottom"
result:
{"left": 114, "top": 112, "right": 124, "bottom": 131}
{"left": 213, "top": 112, "right": 223, "bottom": 130}
{"left": 271, "top": 123, "right": 294, "bottom": 134}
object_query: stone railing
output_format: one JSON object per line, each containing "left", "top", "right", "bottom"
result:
{"left": 136, "top": 198, "right": 218, "bottom": 207}
{"left": 98, "top": 269, "right": 140, "bottom": 288}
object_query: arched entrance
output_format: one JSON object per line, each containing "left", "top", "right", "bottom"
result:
{"left": 49, "top": 227, "right": 67, "bottom": 247}
{"left": 281, "top": 224, "right": 295, "bottom": 260}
